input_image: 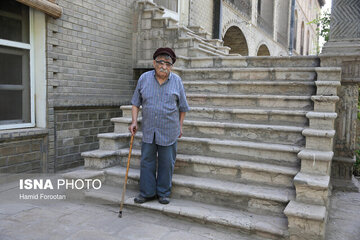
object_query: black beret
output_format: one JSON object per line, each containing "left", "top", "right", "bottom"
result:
{"left": 153, "top": 47, "right": 176, "bottom": 64}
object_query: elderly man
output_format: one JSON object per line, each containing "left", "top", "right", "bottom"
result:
{"left": 129, "top": 48, "right": 189, "bottom": 204}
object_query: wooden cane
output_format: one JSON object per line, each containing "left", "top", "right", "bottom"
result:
{"left": 118, "top": 134, "right": 134, "bottom": 218}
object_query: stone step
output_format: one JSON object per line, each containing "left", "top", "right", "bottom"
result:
{"left": 175, "top": 45, "right": 224, "bottom": 58}
{"left": 284, "top": 200, "right": 326, "bottom": 240}
{"left": 177, "top": 67, "right": 317, "bottom": 81}
{"left": 293, "top": 172, "right": 330, "bottom": 206}
{"left": 62, "top": 169, "right": 105, "bottom": 200}
{"left": 183, "top": 80, "right": 315, "bottom": 96}
{"left": 175, "top": 56, "right": 319, "bottom": 69}
{"left": 97, "top": 133, "right": 302, "bottom": 166}
{"left": 196, "top": 43, "right": 229, "bottom": 56}
{"left": 104, "top": 166, "right": 295, "bottom": 216}
{"left": 120, "top": 105, "right": 308, "bottom": 127}
{"left": 186, "top": 25, "right": 212, "bottom": 39}
{"left": 84, "top": 184, "right": 289, "bottom": 239}
{"left": 83, "top": 148, "right": 298, "bottom": 187}
{"left": 181, "top": 30, "right": 230, "bottom": 54}
{"left": 186, "top": 93, "right": 313, "bottom": 110}
{"left": 112, "top": 117, "right": 305, "bottom": 146}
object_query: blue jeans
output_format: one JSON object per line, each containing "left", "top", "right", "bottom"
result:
{"left": 139, "top": 138, "right": 177, "bottom": 198}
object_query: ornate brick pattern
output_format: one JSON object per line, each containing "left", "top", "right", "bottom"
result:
{"left": 330, "top": 0, "right": 360, "bottom": 39}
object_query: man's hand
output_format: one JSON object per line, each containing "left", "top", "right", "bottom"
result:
{"left": 129, "top": 122, "right": 138, "bottom": 136}
{"left": 178, "top": 126, "right": 183, "bottom": 138}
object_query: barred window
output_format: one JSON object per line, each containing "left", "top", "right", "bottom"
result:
{"left": 0, "top": 0, "right": 33, "bottom": 129}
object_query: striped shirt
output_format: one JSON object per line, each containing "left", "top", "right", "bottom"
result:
{"left": 131, "top": 70, "right": 190, "bottom": 146}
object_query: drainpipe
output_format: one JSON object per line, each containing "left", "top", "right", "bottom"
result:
{"left": 213, "top": 0, "right": 222, "bottom": 39}
{"left": 288, "top": 0, "right": 295, "bottom": 56}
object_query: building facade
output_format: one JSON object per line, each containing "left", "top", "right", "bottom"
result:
{"left": 153, "top": 0, "right": 323, "bottom": 56}
{"left": 0, "top": 0, "right": 334, "bottom": 176}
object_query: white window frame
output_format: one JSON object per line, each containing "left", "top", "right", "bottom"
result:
{"left": 0, "top": 8, "right": 35, "bottom": 130}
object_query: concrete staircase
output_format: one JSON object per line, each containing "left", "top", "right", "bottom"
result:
{"left": 63, "top": 55, "right": 341, "bottom": 239}
{"left": 134, "top": 0, "right": 232, "bottom": 69}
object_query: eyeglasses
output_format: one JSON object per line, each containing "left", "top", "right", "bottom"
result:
{"left": 155, "top": 60, "right": 173, "bottom": 67}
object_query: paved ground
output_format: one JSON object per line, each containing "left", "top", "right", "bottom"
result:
{"left": 326, "top": 183, "right": 360, "bottom": 240}
{"left": 0, "top": 171, "right": 359, "bottom": 240}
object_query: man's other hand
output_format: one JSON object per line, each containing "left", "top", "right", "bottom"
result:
{"left": 178, "top": 126, "right": 183, "bottom": 138}
{"left": 129, "top": 122, "right": 138, "bottom": 136}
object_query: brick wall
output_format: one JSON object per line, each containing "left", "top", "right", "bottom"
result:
{"left": 47, "top": 0, "right": 135, "bottom": 106}
{"left": 190, "top": 0, "right": 214, "bottom": 36}
{"left": 0, "top": 129, "right": 48, "bottom": 175}
{"left": 54, "top": 107, "right": 121, "bottom": 171}
{"left": 46, "top": 0, "right": 136, "bottom": 172}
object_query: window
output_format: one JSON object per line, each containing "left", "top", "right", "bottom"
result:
{"left": 0, "top": 0, "right": 34, "bottom": 129}
{"left": 300, "top": 21, "right": 305, "bottom": 55}
{"left": 154, "top": 0, "right": 178, "bottom": 12}
{"left": 294, "top": 11, "right": 298, "bottom": 51}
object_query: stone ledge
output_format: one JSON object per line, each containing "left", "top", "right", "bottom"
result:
{"left": 302, "top": 129, "right": 335, "bottom": 138}
{"left": 315, "top": 81, "right": 341, "bottom": 86}
{"left": 298, "top": 149, "right": 333, "bottom": 162}
{"left": 294, "top": 172, "right": 329, "bottom": 189}
{"left": 284, "top": 200, "right": 326, "bottom": 221}
{"left": 306, "top": 112, "right": 337, "bottom": 119}
{"left": 0, "top": 128, "right": 48, "bottom": 141}
{"left": 311, "top": 95, "right": 339, "bottom": 102}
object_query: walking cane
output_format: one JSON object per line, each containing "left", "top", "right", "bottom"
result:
{"left": 118, "top": 134, "right": 134, "bottom": 218}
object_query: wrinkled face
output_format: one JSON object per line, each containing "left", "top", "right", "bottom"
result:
{"left": 153, "top": 55, "right": 173, "bottom": 79}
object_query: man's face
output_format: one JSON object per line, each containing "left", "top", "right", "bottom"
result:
{"left": 153, "top": 55, "right": 173, "bottom": 78}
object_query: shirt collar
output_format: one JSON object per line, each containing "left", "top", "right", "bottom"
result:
{"left": 153, "top": 70, "right": 172, "bottom": 85}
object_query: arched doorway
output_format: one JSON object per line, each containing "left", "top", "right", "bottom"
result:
{"left": 223, "top": 26, "right": 249, "bottom": 56}
{"left": 257, "top": 44, "right": 270, "bottom": 56}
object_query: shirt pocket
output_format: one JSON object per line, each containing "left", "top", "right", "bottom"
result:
{"left": 164, "top": 92, "right": 178, "bottom": 111}
{"left": 165, "top": 92, "right": 178, "bottom": 104}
